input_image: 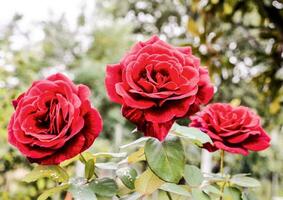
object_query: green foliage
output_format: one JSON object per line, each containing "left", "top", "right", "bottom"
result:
{"left": 184, "top": 165, "right": 204, "bottom": 187}
{"left": 230, "top": 176, "right": 261, "bottom": 188}
{"left": 89, "top": 178, "right": 118, "bottom": 197}
{"left": 0, "top": 0, "right": 283, "bottom": 199}
{"left": 127, "top": 147, "right": 146, "bottom": 164}
{"left": 171, "top": 123, "right": 213, "bottom": 146}
{"left": 134, "top": 168, "right": 164, "bottom": 195}
{"left": 120, "top": 137, "right": 148, "bottom": 149}
{"left": 223, "top": 187, "right": 242, "bottom": 200}
{"left": 23, "top": 165, "right": 69, "bottom": 183}
{"left": 202, "top": 185, "right": 222, "bottom": 196}
{"left": 38, "top": 184, "right": 70, "bottom": 200}
{"left": 69, "top": 184, "right": 97, "bottom": 200}
{"left": 116, "top": 167, "right": 138, "bottom": 190}
{"left": 144, "top": 136, "right": 185, "bottom": 183}
{"left": 191, "top": 188, "right": 210, "bottom": 200}
{"left": 159, "top": 183, "right": 190, "bottom": 197}
{"left": 68, "top": 177, "right": 118, "bottom": 199}
{"left": 84, "top": 159, "right": 95, "bottom": 180}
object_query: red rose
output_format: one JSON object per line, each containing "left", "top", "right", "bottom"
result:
{"left": 105, "top": 36, "right": 214, "bottom": 140}
{"left": 8, "top": 73, "right": 103, "bottom": 165}
{"left": 189, "top": 103, "right": 270, "bottom": 155}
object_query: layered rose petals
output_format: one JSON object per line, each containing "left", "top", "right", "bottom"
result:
{"left": 189, "top": 103, "right": 271, "bottom": 155}
{"left": 8, "top": 73, "right": 103, "bottom": 165}
{"left": 105, "top": 35, "right": 214, "bottom": 140}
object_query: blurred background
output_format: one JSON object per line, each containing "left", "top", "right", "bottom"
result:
{"left": 0, "top": 0, "right": 282, "bottom": 199}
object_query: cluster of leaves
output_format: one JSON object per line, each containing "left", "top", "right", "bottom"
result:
{"left": 22, "top": 124, "right": 261, "bottom": 200}
{"left": 0, "top": 9, "right": 135, "bottom": 200}
{"left": 102, "top": 0, "right": 283, "bottom": 198}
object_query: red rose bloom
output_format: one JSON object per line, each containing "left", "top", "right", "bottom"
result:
{"left": 189, "top": 103, "right": 270, "bottom": 155}
{"left": 8, "top": 73, "right": 103, "bottom": 165}
{"left": 105, "top": 36, "right": 214, "bottom": 140}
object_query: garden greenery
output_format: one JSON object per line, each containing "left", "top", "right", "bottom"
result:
{"left": 7, "top": 36, "right": 270, "bottom": 200}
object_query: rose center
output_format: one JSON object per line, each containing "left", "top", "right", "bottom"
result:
{"left": 38, "top": 98, "right": 65, "bottom": 135}
{"left": 144, "top": 68, "right": 169, "bottom": 85}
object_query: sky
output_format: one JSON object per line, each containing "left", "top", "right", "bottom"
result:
{"left": 0, "top": 0, "right": 96, "bottom": 50}
{"left": 0, "top": 0, "right": 94, "bottom": 27}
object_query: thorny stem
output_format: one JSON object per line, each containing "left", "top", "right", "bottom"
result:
{"left": 220, "top": 150, "right": 225, "bottom": 176}
{"left": 220, "top": 178, "right": 228, "bottom": 200}
{"left": 79, "top": 153, "right": 87, "bottom": 163}
{"left": 219, "top": 150, "right": 225, "bottom": 200}
{"left": 166, "top": 191, "right": 173, "bottom": 200}
{"left": 94, "top": 171, "right": 98, "bottom": 178}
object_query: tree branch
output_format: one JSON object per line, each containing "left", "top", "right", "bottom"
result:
{"left": 255, "top": 0, "right": 283, "bottom": 35}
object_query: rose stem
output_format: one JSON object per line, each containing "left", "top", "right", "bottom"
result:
{"left": 94, "top": 171, "right": 98, "bottom": 178}
{"left": 79, "top": 153, "right": 98, "bottom": 179}
{"left": 166, "top": 191, "right": 173, "bottom": 200}
{"left": 79, "top": 153, "right": 87, "bottom": 163}
{"left": 219, "top": 150, "right": 225, "bottom": 200}
{"left": 64, "top": 192, "right": 72, "bottom": 200}
{"left": 220, "top": 150, "right": 225, "bottom": 176}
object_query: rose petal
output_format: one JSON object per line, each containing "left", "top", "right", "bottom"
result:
{"left": 47, "top": 73, "right": 77, "bottom": 92}
{"left": 214, "top": 141, "right": 248, "bottom": 156}
{"left": 81, "top": 108, "right": 103, "bottom": 149}
{"left": 33, "top": 134, "right": 86, "bottom": 165}
{"left": 145, "top": 97, "right": 195, "bottom": 123}
{"left": 141, "top": 120, "right": 175, "bottom": 141}
{"left": 115, "top": 83, "right": 155, "bottom": 109}
{"left": 122, "top": 105, "right": 144, "bottom": 125}
{"left": 105, "top": 64, "right": 123, "bottom": 103}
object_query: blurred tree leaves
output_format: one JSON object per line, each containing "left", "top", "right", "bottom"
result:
{"left": 0, "top": 0, "right": 283, "bottom": 199}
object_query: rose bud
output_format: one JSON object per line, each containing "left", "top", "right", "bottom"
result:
{"left": 105, "top": 35, "right": 214, "bottom": 141}
{"left": 189, "top": 103, "right": 271, "bottom": 155}
{"left": 8, "top": 73, "right": 103, "bottom": 165}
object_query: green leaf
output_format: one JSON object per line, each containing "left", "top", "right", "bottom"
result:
{"left": 38, "top": 184, "right": 69, "bottom": 200}
{"left": 192, "top": 188, "right": 210, "bottom": 200}
{"left": 95, "top": 162, "right": 118, "bottom": 170}
{"left": 230, "top": 176, "right": 261, "bottom": 188}
{"left": 144, "top": 136, "right": 185, "bottom": 183}
{"left": 127, "top": 147, "right": 145, "bottom": 163}
{"left": 231, "top": 173, "right": 251, "bottom": 178}
{"left": 204, "top": 173, "right": 226, "bottom": 182}
{"left": 202, "top": 185, "right": 222, "bottom": 196}
{"left": 69, "top": 183, "right": 97, "bottom": 200}
{"left": 23, "top": 165, "right": 69, "bottom": 183}
{"left": 223, "top": 187, "right": 241, "bottom": 200}
{"left": 241, "top": 192, "right": 248, "bottom": 200}
{"left": 79, "top": 152, "right": 95, "bottom": 164}
{"left": 89, "top": 178, "right": 118, "bottom": 197}
{"left": 135, "top": 168, "right": 165, "bottom": 195}
{"left": 120, "top": 192, "right": 143, "bottom": 200}
{"left": 60, "top": 155, "right": 79, "bottom": 167}
{"left": 184, "top": 165, "right": 204, "bottom": 187}
{"left": 171, "top": 123, "right": 212, "bottom": 146}
{"left": 93, "top": 152, "right": 127, "bottom": 158}
{"left": 160, "top": 183, "right": 191, "bottom": 197}
{"left": 116, "top": 167, "right": 138, "bottom": 190}
{"left": 85, "top": 159, "right": 95, "bottom": 180}
{"left": 120, "top": 137, "right": 148, "bottom": 149}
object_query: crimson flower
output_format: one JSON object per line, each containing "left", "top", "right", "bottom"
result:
{"left": 105, "top": 36, "right": 214, "bottom": 140}
{"left": 8, "top": 73, "right": 103, "bottom": 164}
{"left": 190, "top": 103, "right": 270, "bottom": 155}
